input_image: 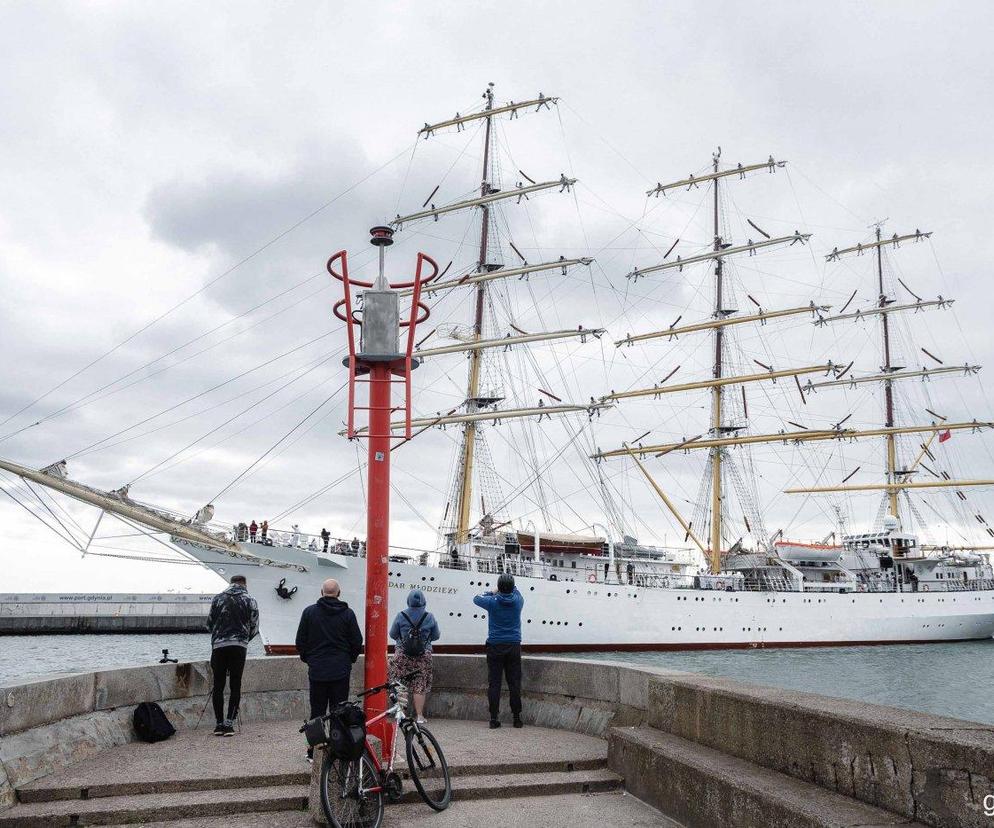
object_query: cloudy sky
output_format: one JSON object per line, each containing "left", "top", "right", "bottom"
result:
{"left": 2, "top": 1, "right": 993, "bottom": 593}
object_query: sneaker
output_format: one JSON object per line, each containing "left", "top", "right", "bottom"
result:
{"left": 213, "top": 722, "right": 225, "bottom": 736}
{"left": 306, "top": 752, "right": 314, "bottom": 765}
{"left": 221, "top": 720, "right": 235, "bottom": 736}
{"left": 489, "top": 719, "right": 501, "bottom": 729}
{"left": 416, "top": 716, "right": 428, "bottom": 724}
{"left": 513, "top": 716, "right": 523, "bottom": 729}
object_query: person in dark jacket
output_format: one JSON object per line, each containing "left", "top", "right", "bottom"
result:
{"left": 389, "top": 589, "right": 440, "bottom": 723}
{"left": 473, "top": 573, "right": 525, "bottom": 729}
{"left": 206, "top": 575, "right": 260, "bottom": 736}
{"left": 295, "top": 578, "right": 363, "bottom": 762}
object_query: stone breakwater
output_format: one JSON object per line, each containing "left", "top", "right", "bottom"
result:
{"left": 0, "top": 594, "right": 211, "bottom": 634}
{"left": 0, "top": 655, "right": 992, "bottom": 826}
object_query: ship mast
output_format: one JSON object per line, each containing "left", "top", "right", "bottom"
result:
{"left": 709, "top": 148, "right": 724, "bottom": 573}
{"left": 875, "top": 224, "right": 899, "bottom": 519}
{"left": 453, "top": 83, "right": 496, "bottom": 544}
{"left": 394, "top": 86, "right": 602, "bottom": 547}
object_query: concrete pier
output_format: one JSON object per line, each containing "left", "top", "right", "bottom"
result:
{"left": 0, "top": 655, "right": 991, "bottom": 825}
{"left": 0, "top": 594, "right": 211, "bottom": 634}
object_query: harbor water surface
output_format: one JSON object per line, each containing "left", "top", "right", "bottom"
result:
{"left": 2, "top": 633, "right": 993, "bottom": 725}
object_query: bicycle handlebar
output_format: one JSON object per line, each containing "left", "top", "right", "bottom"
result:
{"left": 356, "top": 671, "right": 421, "bottom": 698}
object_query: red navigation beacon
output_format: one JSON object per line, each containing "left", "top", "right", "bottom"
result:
{"left": 328, "top": 226, "right": 437, "bottom": 759}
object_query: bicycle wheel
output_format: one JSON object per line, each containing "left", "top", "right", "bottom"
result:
{"left": 405, "top": 724, "right": 452, "bottom": 811}
{"left": 319, "top": 750, "right": 384, "bottom": 828}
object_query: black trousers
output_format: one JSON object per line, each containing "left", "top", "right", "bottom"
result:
{"left": 309, "top": 676, "right": 351, "bottom": 720}
{"left": 486, "top": 642, "right": 522, "bottom": 719}
{"left": 211, "top": 645, "right": 247, "bottom": 723}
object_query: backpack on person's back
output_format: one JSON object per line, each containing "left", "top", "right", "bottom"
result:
{"left": 399, "top": 611, "right": 428, "bottom": 657}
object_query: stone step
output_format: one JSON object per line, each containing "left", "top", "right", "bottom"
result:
{"left": 4, "top": 768, "right": 621, "bottom": 825}
{"left": 0, "top": 785, "right": 309, "bottom": 827}
{"left": 18, "top": 755, "right": 607, "bottom": 803}
{"left": 609, "top": 726, "right": 928, "bottom": 828}
{"left": 400, "top": 766, "right": 622, "bottom": 804}
{"left": 135, "top": 792, "right": 681, "bottom": 828}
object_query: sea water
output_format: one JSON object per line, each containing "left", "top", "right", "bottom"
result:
{"left": 1, "top": 634, "right": 991, "bottom": 725}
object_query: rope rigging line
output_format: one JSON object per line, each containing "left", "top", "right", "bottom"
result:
{"left": 0, "top": 473, "right": 82, "bottom": 551}
{"left": 206, "top": 379, "right": 349, "bottom": 504}
{"left": 0, "top": 143, "right": 418, "bottom": 433}
{"left": 66, "top": 331, "right": 337, "bottom": 459}
{"left": 81, "top": 349, "right": 340, "bottom": 460}
{"left": 126, "top": 353, "right": 341, "bottom": 486}
{"left": 0, "top": 275, "right": 333, "bottom": 444}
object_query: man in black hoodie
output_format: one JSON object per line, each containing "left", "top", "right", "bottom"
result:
{"left": 295, "top": 578, "right": 363, "bottom": 761}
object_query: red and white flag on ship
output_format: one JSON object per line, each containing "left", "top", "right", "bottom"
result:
{"left": 939, "top": 429, "right": 952, "bottom": 443}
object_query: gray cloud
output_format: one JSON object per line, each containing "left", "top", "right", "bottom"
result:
{"left": 2, "top": 1, "right": 993, "bottom": 590}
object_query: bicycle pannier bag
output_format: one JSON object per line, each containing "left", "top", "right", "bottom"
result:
{"left": 302, "top": 715, "right": 328, "bottom": 747}
{"left": 328, "top": 702, "right": 366, "bottom": 760}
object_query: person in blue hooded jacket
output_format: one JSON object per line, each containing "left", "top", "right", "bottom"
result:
{"left": 473, "top": 573, "right": 524, "bottom": 728}
{"left": 389, "top": 589, "right": 440, "bottom": 723}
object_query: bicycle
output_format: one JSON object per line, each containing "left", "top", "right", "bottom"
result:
{"left": 315, "top": 671, "right": 452, "bottom": 828}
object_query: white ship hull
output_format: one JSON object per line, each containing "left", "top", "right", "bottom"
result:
{"left": 174, "top": 541, "right": 994, "bottom": 653}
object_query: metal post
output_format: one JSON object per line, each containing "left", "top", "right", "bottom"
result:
{"left": 364, "top": 360, "right": 392, "bottom": 754}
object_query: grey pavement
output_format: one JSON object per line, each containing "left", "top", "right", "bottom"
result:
{"left": 9, "top": 718, "right": 683, "bottom": 826}
{"left": 136, "top": 792, "right": 681, "bottom": 827}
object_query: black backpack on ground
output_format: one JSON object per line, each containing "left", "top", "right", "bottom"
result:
{"left": 399, "top": 611, "right": 428, "bottom": 657}
{"left": 133, "top": 701, "right": 176, "bottom": 743}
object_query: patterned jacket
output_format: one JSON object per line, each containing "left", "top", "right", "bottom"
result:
{"left": 207, "top": 584, "right": 260, "bottom": 649}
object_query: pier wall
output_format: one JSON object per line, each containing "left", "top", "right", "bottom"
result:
{"left": 1, "top": 655, "right": 992, "bottom": 826}
{"left": 0, "top": 594, "right": 211, "bottom": 634}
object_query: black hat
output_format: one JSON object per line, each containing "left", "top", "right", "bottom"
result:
{"left": 497, "top": 573, "right": 515, "bottom": 594}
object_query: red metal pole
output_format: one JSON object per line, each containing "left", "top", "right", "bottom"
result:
{"left": 364, "top": 361, "right": 393, "bottom": 757}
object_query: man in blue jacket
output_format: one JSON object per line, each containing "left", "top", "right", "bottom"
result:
{"left": 295, "top": 578, "right": 363, "bottom": 761}
{"left": 473, "top": 573, "right": 524, "bottom": 728}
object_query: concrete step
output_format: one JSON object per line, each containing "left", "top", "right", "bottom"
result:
{"left": 609, "top": 726, "right": 928, "bottom": 828}
{"left": 134, "top": 792, "right": 681, "bottom": 828}
{"left": 0, "top": 785, "right": 309, "bottom": 827}
{"left": 4, "top": 766, "right": 620, "bottom": 825}
{"left": 17, "top": 755, "right": 607, "bottom": 803}
{"left": 399, "top": 766, "right": 622, "bottom": 804}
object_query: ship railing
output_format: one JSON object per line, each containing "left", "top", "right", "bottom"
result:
{"left": 922, "top": 578, "right": 994, "bottom": 593}
{"left": 229, "top": 526, "right": 365, "bottom": 555}
{"left": 439, "top": 553, "right": 544, "bottom": 580}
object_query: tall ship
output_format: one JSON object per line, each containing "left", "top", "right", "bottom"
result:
{"left": 2, "top": 85, "right": 994, "bottom": 652}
